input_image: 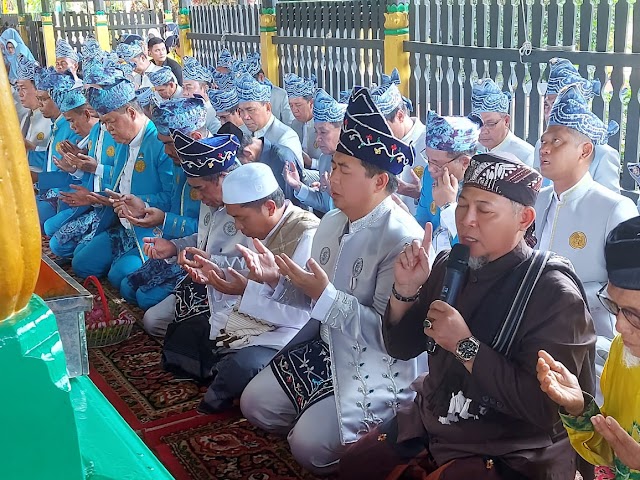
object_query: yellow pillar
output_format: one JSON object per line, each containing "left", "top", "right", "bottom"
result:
{"left": 17, "top": 15, "right": 29, "bottom": 49}
{"left": 178, "top": 8, "right": 192, "bottom": 59}
{"left": 164, "top": 9, "right": 174, "bottom": 24}
{"left": 260, "top": 7, "right": 279, "bottom": 87}
{"left": 383, "top": 2, "right": 410, "bottom": 98}
{"left": 94, "top": 11, "right": 110, "bottom": 52}
{"left": 41, "top": 13, "right": 57, "bottom": 69}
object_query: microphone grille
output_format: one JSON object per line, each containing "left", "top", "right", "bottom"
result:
{"left": 446, "top": 244, "right": 470, "bottom": 272}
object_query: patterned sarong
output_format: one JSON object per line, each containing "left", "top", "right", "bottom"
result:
{"left": 270, "top": 338, "right": 333, "bottom": 418}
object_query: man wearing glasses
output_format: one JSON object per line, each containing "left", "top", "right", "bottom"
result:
{"left": 534, "top": 86, "right": 637, "bottom": 401}
{"left": 471, "top": 78, "right": 534, "bottom": 167}
{"left": 537, "top": 215, "right": 640, "bottom": 478}
{"left": 415, "top": 111, "right": 482, "bottom": 253}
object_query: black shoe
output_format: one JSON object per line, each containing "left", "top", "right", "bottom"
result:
{"left": 196, "top": 398, "right": 233, "bottom": 415}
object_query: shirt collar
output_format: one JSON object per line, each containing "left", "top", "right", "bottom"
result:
{"left": 402, "top": 117, "right": 423, "bottom": 144}
{"left": 254, "top": 114, "right": 275, "bottom": 138}
{"left": 349, "top": 196, "right": 393, "bottom": 234}
{"left": 553, "top": 172, "right": 593, "bottom": 202}
{"left": 129, "top": 118, "right": 148, "bottom": 148}
{"left": 492, "top": 130, "right": 514, "bottom": 152}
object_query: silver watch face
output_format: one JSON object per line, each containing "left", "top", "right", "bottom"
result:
{"left": 457, "top": 338, "right": 479, "bottom": 361}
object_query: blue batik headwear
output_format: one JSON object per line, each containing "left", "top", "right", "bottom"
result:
{"left": 377, "top": 68, "right": 413, "bottom": 113}
{"left": 471, "top": 78, "right": 512, "bottom": 114}
{"left": 546, "top": 58, "right": 601, "bottom": 99}
{"left": 82, "top": 57, "right": 125, "bottom": 88}
{"left": 34, "top": 66, "right": 58, "bottom": 91}
{"left": 337, "top": 86, "right": 414, "bottom": 176}
{"left": 81, "top": 37, "right": 103, "bottom": 64}
{"left": 152, "top": 97, "right": 207, "bottom": 136}
{"left": 55, "top": 38, "right": 79, "bottom": 62}
{"left": 283, "top": 73, "right": 317, "bottom": 99}
{"left": 217, "top": 48, "right": 234, "bottom": 69}
{"left": 183, "top": 56, "right": 212, "bottom": 83}
{"left": 172, "top": 131, "right": 240, "bottom": 177}
{"left": 15, "top": 54, "right": 39, "bottom": 81}
{"left": 116, "top": 40, "right": 144, "bottom": 60}
{"left": 85, "top": 78, "right": 136, "bottom": 115}
{"left": 50, "top": 71, "right": 86, "bottom": 112}
{"left": 339, "top": 89, "right": 352, "bottom": 104}
{"left": 313, "top": 88, "right": 346, "bottom": 123}
{"left": 211, "top": 70, "right": 235, "bottom": 91}
{"left": 627, "top": 162, "right": 640, "bottom": 188}
{"left": 136, "top": 87, "right": 154, "bottom": 108}
{"left": 147, "top": 66, "right": 176, "bottom": 87}
{"left": 242, "top": 52, "right": 262, "bottom": 76}
{"left": 234, "top": 72, "right": 271, "bottom": 103}
{"left": 548, "top": 85, "right": 619, "bottom": 145}
{"left": 208, "top": 88, "right": 239, "bottom": 113}
{"left": 370, "top": 82, "right": 406, "bottom": 116}
{"left": 426, "top": 110, "right": 482, "bottom": 153}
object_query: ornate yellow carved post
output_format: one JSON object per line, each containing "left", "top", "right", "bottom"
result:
{"left": 94, "top": 11, "right": 111, "bottom": 52}
{"left": 260, "top": 5, "right": 279, "bottom": 87}
{"left": 178, "top": 8, "right": 193, "bottom": 59}
{"left": 164, "top": 8, "right": 174, "bottom": 24}
{"left": 384, "top": 1, "right": 411, "bottom": 98}
{"left": 41, "top": 12, "right": 57, "bottom": 68}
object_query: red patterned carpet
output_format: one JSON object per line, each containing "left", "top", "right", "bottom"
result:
{"left": 44, "top": 239, "right": 328, "bottom": 480}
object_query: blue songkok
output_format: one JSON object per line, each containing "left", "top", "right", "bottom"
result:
{"left": 147, "top": 66, "right": 176, "bottom": 87}
{"left": 378, "top": 68, "right": 413, "bottom": 113}
{"left": 313, "top": 88, "right": 346, "bottom": 123}
{"left": 35, "top": 66, "right": 58, "bottom": 91}
{"left": 15, "top": 54, "right": 39, "bottom": 81}
{"left": 152, "top": 97, "right": 207, "bottom": 136}
{"left": 81, "top": 37, "right": 103, "bottom": 64}
{"left": 136, "top": 87, "right": 154, "bottom": 108}
{"left": 242, "top": 52, "right": 262, "bottom": 76}
{"left": 208, "top": 88, "right": 239, "bottom": 113}
{"left": 116, "top": 40, "right": 144, "bottom": 60}
{"left": 426, "top": 110, "right": 482, "bottom": 153}
{"left": 211, "top": 70, "right": 235, "bottom": 91}
{"left": 370, "top": 82, "right": 406, "bottom": 116}
{"left": 548, "top": 85, "right": 619, "bottom": 145}
{"left": 217, "top": 48, "right": 234, "bottom": 69}
{"left": 82, "top": 57, "right": 125, "bottom": 88}
{"left": 337, "top": 86, "right": 414, "bottom": 176}
{"left": 56, "top": 38, "right": 79, "bottom": 62}
{"left": 183, "top": 56, "right": 212, "bottom": 83}
{"left": 85, "top": 78, "right": 136, "bottom": 115}
{"left": 546, "top": 58, "right": 601, "bottom": 99}
{"left": 471, "top": 78, "right": 512, "bottom": 114}
{"left": 283, "top": 73, "right": 317, "bottom": 99}
{"left": 338, "top": 89, "right": 352, "bottom": 104}
{"left": 234, "top": 72, "right": 271, "bottom": 103}
{"left": 172, "top": 131, "right": 240, "bottom": 177}
{"left": 49, "top": 71, "right": 86, "bottom": 112}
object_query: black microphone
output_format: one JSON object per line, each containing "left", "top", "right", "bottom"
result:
{"left": 426, "top": 244, "right": 470, "bottom": 354}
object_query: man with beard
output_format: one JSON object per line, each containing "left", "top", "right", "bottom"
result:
{"left": 340, "top": 152, "right": 596, "bottom": 479}
{"left": 538, "top": 215, "right": 640, "bottom": 478}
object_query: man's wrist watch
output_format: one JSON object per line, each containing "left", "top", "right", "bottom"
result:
{"left": 455, "top": 336, "right": 480, "bottom": 363}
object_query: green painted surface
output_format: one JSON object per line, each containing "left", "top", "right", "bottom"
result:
{"left": 0, "top": 296, "right": 174, "bottom": 480}
{"left": 0, "top": 296, "right": 84, "bottom": 480}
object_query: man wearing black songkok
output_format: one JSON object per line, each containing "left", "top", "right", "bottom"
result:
{"left": 340, "top": 152, "right": 597, "bottom": 479}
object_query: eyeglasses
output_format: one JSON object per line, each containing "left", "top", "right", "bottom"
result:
{"left": 425, "top": 152, "right": 463, "bottom": 171}
{"left": 597, "top": 284, "right": 640, "bottom": 329}
{"left": 480, "top": 117, "right": 505, "bottom": 130}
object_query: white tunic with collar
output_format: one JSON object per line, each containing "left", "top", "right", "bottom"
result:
{"left": 275, "top": 197, "right": 428, "bottom": 444}
{"left": 491, "top": 130, "right": 534, "bottom": 167}
{"left": 22, "top": 108, "right": 51, "bottom": 152}
{"left": 253, "top": 114, "right": 304, "bottom": 168}
{"left": 534, "top": 173, "right": 637, "bottom": 387}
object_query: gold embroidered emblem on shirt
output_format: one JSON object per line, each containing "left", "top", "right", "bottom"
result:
{"left": 430, "top": 200, "right": 437, "bottom": 215}
{"left": 134, "top": 159, "right": 146, "bottom": 173}
{"left": 413, "top": 166, "right": 425, "bottom": 179}
{"left": 190, "top": 189, "right": 198, "bottom": 201}
{"left": 36, "top": 132, "right": 45, "bottom": 140}
{"left": 106, "top": 145, "right": 115, "bottom": 157}
{"left": 569, "top": 231, "right": 587, "bottom": 250}
{"left": 87, "top": 140, "right": 93, "bottom": 152}
{"left": 55, "top": 142, "right": 62, "bottom": 154}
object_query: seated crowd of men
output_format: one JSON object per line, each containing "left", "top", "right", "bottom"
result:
{"left": 11, "top": 33, "right": 640, "bottom": 479}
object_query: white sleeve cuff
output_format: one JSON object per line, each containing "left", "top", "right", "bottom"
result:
{"left": 95, "top": 164, "right": 104, "bottom": 178}
{"left": 311, "top": 157, "right": 319, "bottom": 170}
{"left": 311, "top": 282, "right": 338, "bottom": 321}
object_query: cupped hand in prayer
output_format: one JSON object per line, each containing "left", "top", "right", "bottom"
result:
{"left": 59, "top": 184, "right": 93, "bottom": 207}
{"left": 536, "top": 350, "right": 584, "bottom": 416}
{"left": 397, "top": 168, "right": 421, "bottom": 200}
{"left": 237, "top": 239, "right": 280, "bottom": 287}
{"left": 201, "top": 258, "right": 248, "bottom": 296}
{"left": 142, "top": 237, "right": 177, "bottom": 260}
{"left": 393, "top": 222, "right": 433, "bottom": 298}
{"left": 275, "top": 255, "right": 329, "bottom": 302}
{"left": 591, "top": 414, "right": 640, "bottom": 470}
{"left": 283, "top": 161, "right": 303, "bottom": 192}
{"left": 123, "top": 207, "right": 165, "bottom": 228}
